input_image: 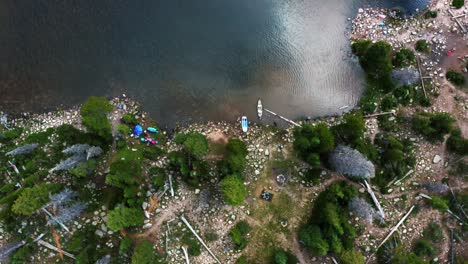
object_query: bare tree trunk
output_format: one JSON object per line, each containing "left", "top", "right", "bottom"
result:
{"left": 37, "top": 240, "right": 75, "bottom": 259}
{"left": 42, "top": 208, "right": 70, "bottom": 232}
{"left": 180, "top": 215, "right": 221, "bottom": 264}
{"left": 377, "top": 205, "right": 415, "bottom": 249}
{"left": 364, "top": 180, "right": 385, "bottom": 219}
{"left": 181, "top": 245, "right": 190, "bottom": 264}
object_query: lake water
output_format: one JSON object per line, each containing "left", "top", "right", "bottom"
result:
{"left": 0, "top": 0, "right": 429, "bottom": 127}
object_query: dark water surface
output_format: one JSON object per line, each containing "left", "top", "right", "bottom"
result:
{"left": 0, "top": 0, "right": 429, "bottom": 126}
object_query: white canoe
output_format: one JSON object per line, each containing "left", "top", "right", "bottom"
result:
{"left": 257, "top": 99, "right": 263, "bottom": 119}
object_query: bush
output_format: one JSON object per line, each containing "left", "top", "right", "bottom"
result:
{"left": 121, "top": 113, "right": 138, "bottom": 126}
{"left": 131, "top": 240, "right": 158, "bottom": 264}
{"left": 381, "top": 95, "right": 398, "bottom": 111}
{"left": 332, "top": 112, "right": 366, "bottom": 145}
{"left": 351, "top": 40, "right": 372, "bottom": 57}
{"left": 415, "top": 40, "right": 430, "bottom": 53}
{"left": 452, "top": 0, "right": 464, "bottom": 8}
{"left": 182, "top": 234, "right": 201, "bottom": 256}
{"left": 12, "top": 184, "right": 59, "bottom": 215}
{"left": 107, "top": 206, "right": 144, "bottom": 231}
{"left": 25, "top": 128, "right": 55, "bottom": 144}
{"left": 446, "top": 70, "right": 465, "bottom": 86}
{"left": 229, "top": 221, "right": 251, "bottom": 250}
{"left": 446, "top": 129, "right": 468, "bottom": 155}
{"left": 293, "top": 122, "right": 335, "bottom": 167}
{"left": 298, "top": 224, "right": 329, "bottom": 256}
{"left": 0, "top": 127, "right": 23, "bottom": 143}
{"left": 393, "top": 48, "right": 415, "bottom": 67}
{"left": 117, "top": 124, "right": 130, "bottom": 136}
{"left": 273, "top": 249, "right": 298, "bottom": 264}
{"left": 80, "top": 96, "right": 113, "bottom": 141}
{"left": 175, "top": 132, "right": 209, "bottom": 159}
{"left": 119, "top": 236, "right": 133, "bottom": 254}
{"left": 391, "top": 245, "right": 427, "bottom": 264}
{"left": 413, "top": 239, "right": 435, "bottom": 257}
{"left": 10, "top": 244, "right": 36, "bottom": 264}
{"left": 424, "top": 10, "right": 437, "bottom": 18}
{"left": 359, "top": 41, "right": 393, "bottom": 80}
{"left": 412, "top": 112, "right": 455, "bottom": 141}
{"left": 143, "top": 146, "right": 164, "bottom": 160}
{"left": 340, "top": 249, "right": 365, "bottom": 264}
{"left": 430, "top": 196, "right": 449, "bottom": 211}
{"left": 221, "top": 138, "right": 248, "bottom": 175}
{"left": 423, "top": 222, "right": 443, "bottom": 242}
{"left": 220, "top": 174, "right": 247, "bottom": 206}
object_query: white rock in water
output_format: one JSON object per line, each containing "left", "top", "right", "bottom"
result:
{"left": 358, "top": 8, "right": 364, "bottom": 13}
{"left": 433, "top": 155, "right": 442, "bottom": 164}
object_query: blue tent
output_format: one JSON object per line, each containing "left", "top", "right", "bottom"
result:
{"left": 133, "top": 125, "right": 143, "bottom": 136}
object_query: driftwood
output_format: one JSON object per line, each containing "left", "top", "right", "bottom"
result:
{"left": 331, "top": 256, "right": 339, "bottom": 264}
{"left": 364, "top": 180, "right": 385, "bottom": 219}
{"left": 263, "top": 108, "right": 301, "bottom": 127}
{"left": 180, "top": 215, "right": 221, "bottom": 264}
{"left": 393, "top": 169, "right": 414, "bottom": 186}
{"left": 181, "top": 245, "right": 190, "bottom": 264}
{"left": 37, "top": 240, "right": 75, "bottom": 259}
{"left": 41, "top": 208, "right": 70, "bottom": 233}
{"left": 168, "top": 174, "right": 175, "bottom": 197}
{"left": 377, "top": 205, "right": 415, "bottom": 249}
{"left": 363, "top": 111, "right": 395, "bottom": 118}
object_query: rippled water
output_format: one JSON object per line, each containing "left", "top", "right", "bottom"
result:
{"left": 0, "top": 0, "right": 429, "bottom": 127}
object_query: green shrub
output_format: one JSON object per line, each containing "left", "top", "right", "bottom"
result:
{"left": 69, "top": 159, "right": 97, "bottom": 179}
{"left": 220, "top": 174, "right": 246, "bottom": 206}
{"left": 131, "top": 240, "right": 159, "bottom": 264}
{"left": 121, "top": 113, "right": 138, "bottom": 126}
{"left": 236, "top": 256, "right": 249, "bottom": 264}
{"left": 424, "top": 10, "right": 437, "bottom": 18}
{"left": 452, "top": 0, "right": 464, "bottom": 9}
{"left": 413, "top": 239, "right": 435, "bottom": 257}
{"left": 273, "top": 249, "right": 298, "bottom": 264}
{"left": 143, "top": 146, "right": 164, "bottom": 160}
{"left": 119, "top": 236, "right": 133, "bottom": 254}
{"left": 0, "top": 127, "right": 23, "bottom": 143}
{"left": 12, "top": 183, "right": 59, "bottom": 215}
{"left": 393, "top": 48, "right": 415, "bottom": 67}
{"left": 391, "top": 245, "right": 427, "bottom": 264}
{"left": 221, "top": 138, "right": 248, "bottom": 175}
{"left": 423, "top": 222, "right": 443, "bottom": 242}
{"left": 446, "top": 129, "right": 468, "bottom": 155}
{"left": 446, "top": 70, "right": 465, "bottom": 86}
{"left": 381, "top": 95, "right": 398, "bottom": 111}
{"left": 117, "top": 124, "right": 130, "bottom": 136}
{"left": 182, "top": 234, "right": 201, "bottom": 256}
{"left": 25, "top": 128, "right": 55, "bottom": 144}
{"left": 412, "top": 112, "right": 455, "bottom": 141}
{"left": 107, "top": 206, "right": 144, "bottom": 231}
{"left": 10, "top": 244, "right": 36, "bottom": 264}
{"left": 298, "top": 224, "right": 329, "bottom": 256}
{"left": 351, "top": 40, "right": 372, "bottom": 57}
{"left": 80, "top": 96, "right": 113, "bottom": 141}
{"left": 229, "top": 221, "right": 251, "bottom": 250}
{"left": 359, "top": 41, "right": 393, "bottom": 80}
{"left": 415, "top": 40, "right": 430, "bottom": 53}
{"left": 340, "top": 249, "right": 365, "bottom": 264}
{"left": 430, "top": 196, "right": 449, "bottom": 211}
{"left": 175, "top": 132, "right": 209, "bottom": 159}
{"left": 332, "top": 112, "right": 366, "bottom": 145}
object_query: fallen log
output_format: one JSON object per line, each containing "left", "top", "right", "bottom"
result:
{"left": 181, "top": 245, "right": 190, "bottom": 264}
{"left": 364, "top": 180, "right": 385, "bottom": 219}
{"left": 37, "top": 240, "right": 75, "bottom": 259}
{"left": 377, "top": 205, "right": 415, "bottom": 249}
{"left": 180, "top": 215, "right": 221, "bottom": 264}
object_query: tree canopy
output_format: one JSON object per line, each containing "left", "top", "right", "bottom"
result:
{"left": 107, "top": 206, "right": 144, "bottom": 231}
{"left": 80, "top": 96, "right": 113, "bottom": 141}
{"left": 131, "top": 240, "right": 162, "bottom": 264}
{"left": 220, "top": 174, "right": 247, "bottom": 206}
{"left": 12, "top": 184, "right": 59, "bottom": 216}
{"left": 293, "top": 123, "right": 335, "bottom": 167}
{"left": 175, "top": 132, "right": 209, "bottom": 159}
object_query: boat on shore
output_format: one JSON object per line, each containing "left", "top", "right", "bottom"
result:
{"left": 241, "top": 116, "right": 248, "bottom": 132}
{"left": 257, "top": 99, "right": 263, "bottom": 119}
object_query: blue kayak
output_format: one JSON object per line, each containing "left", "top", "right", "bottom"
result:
{"left": 147, "top": 127, "right": 158, "bottom": 133}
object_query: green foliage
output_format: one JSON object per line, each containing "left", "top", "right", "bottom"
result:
{"left": 25, "top": 128, "right": 55, "bottom": 144}
{"left": 176, "top": 132, "right": 209, "bottom": 159}
{"left": 106, "top": 150, "right": 142, "bottom": 203}
{"left": 229, "top": 221, "right": 251, "bottom": 250}
{"left": 10, "top": 244, "right": 36, "bottom": 264}
{"left": 446, "top": 129, "right": 468, "bottom": 155}
{"left": 412, "top": 112, "right": 455, "bottom": 141}
{"left": 351, "top": 40, "right": 372, "bottom": 57}
{"left": 222, "top": 138, "right": 248, "bottom": 175}
{"left": 69, "top": 159, "right": 97, "bottom": 179}
{"left": 293, "top": 122, "right": 335, "bottom": 167}
{"left": 303, "top": 168, "right": 322, "bottom": 185}
{"left": 393, "top": 48, "right": 415, "bottom": 67}
{"left": 359, "top": 41, "right": 393, "bottom": 80}
{"left": 143, "top": 146, "right": 164, "bottom": 160}
{"left": 452, "top": 0, "right": 464, "bottom": 8}
{"left": 0, "top": 127, "right": 23, "bottom": 144}
{"left": 117, "top": 124, "right": 130, "bottom": 136}
{"left": 424, "top": 10, "right": 437, "bottom": 18}
{"left": 422, "top": 223, "right": 442, "bottom": 242}
{"left": 391, "top": 245, "right": 428, "bottom": 264}
{"left": 446, "top": 70, "right": 465, "bottom": 86}
{"left": 333, "top": 112, "right": 365, "bottom": 145}
{"left": 415, "top": 40, "right": 430, "bottom": 53}
{"left": 107, "top": 206, "right": 144, "bottom": 231}
{"left": 182, "top": 233, "right": 201, "bottom": 256}
{"left": 168, "top": 151, "right": 209, "bottom": 186}
{"left": 119, "top": 236, "right": 133, "bottom": 254}
{"left": 12, "top": 183, "right": 59, "bottom": 215}
{"left": 340, "top": 249, "right": 365, "bottom": 264}
{"left": 413, "top": 240, "right": 435, "bottom": 257}
{"left": 131, "top": 240, "right": 159, "bottom": 264}
{"left": 374, "top": 134, "right": 415, "bottom": 190}
{"left": 393, "top": 85, "right": 427, "bottom": 107}
{"left": 220, "top": 174, "right": 246, "bottom": 206}
{"left": 121, "top": 113, "right": 138, "bottom": 126}
{"left": 299, "top": 182, "right": 357, "bottom": 256}
{"left": 236, "top": 256, "right": 249, "bottom": 264}
{"left": 272, "top": 250, "right": 298, "bottom": 264}
{"left": 298, "top": 224, "right": 329, "bottom": 256}
{"left": 429, "top": 196, "right": 449, "bottom": 211}
{"left": 56, "top": 124, "right": 107, "bottom": 148}
{"left": 381, "top": 95, "right": 398, "bottom": 111}
{"left": 80, "top": 96, "right": 113, "bottom": 141}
